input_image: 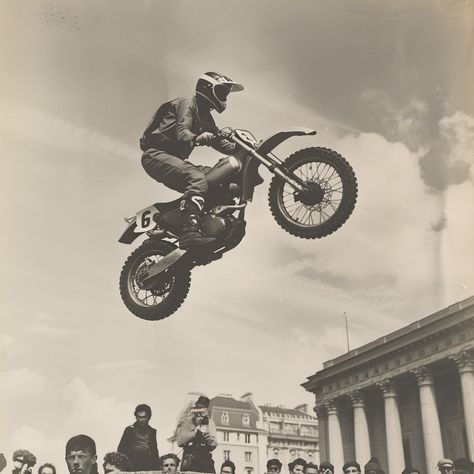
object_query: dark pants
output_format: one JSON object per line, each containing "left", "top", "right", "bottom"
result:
{"left": 142, "top": 149, "right": 210, "bottom": 199}
{"left": 129, "top": 453, "right": 155, "bottom": 472}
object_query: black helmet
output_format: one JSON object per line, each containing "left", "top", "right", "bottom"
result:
{"left": 196, "top": 72, "right": 244, "bottom": 113}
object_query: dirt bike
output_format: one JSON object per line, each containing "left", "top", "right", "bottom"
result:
{"left": 119, "top": 127, "right": 358, "bottom": 320}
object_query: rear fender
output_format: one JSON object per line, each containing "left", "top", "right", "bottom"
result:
{"left": 256, "top": 128, "right": 316, "bottom": 155}
{"left": 119, "top": 220, "right": 140, "bottom": 244}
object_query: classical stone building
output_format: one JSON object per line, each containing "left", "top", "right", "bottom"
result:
{"left": 302, "top": 297, "right": 474, "bottom": 474}
{"left": 259, "top": 403, "right": 319, "bottom": 467}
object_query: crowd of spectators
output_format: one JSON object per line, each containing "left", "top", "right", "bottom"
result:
{"left": 2, "top": 400, "right": 473, "bottom": 474}
{"left": 259, "top": 457, "right": 474, "bottom": 474}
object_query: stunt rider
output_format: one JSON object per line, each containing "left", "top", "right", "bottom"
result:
{"left": 140, "top": 72, "right": 244, "bottom": 249}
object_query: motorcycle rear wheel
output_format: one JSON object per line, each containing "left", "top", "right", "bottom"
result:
{"left": 268, "top": 147, "right": 357, "bottom": 239}
{"left": 119, "top": 240, "right": 191, "bottom": 321}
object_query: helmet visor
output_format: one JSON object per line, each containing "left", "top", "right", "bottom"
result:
{"left": 214, "top": 84, "right": 230, "bottom": 101}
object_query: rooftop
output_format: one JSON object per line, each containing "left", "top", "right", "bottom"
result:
{"left": 302, "top": 296, "right": 474, "bottom": 390}
{"left": 259, "top": 405, "right": 316, "bottom": 419}
{"left": 210, "top": 395, "right": 253, "bottom": 411}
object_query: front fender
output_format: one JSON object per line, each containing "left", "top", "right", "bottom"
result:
{"left": 256, "top": 127, "right": 316, "bottom": 155}
{"left": 118, "top": 220, "right": 140, "bottom": 244}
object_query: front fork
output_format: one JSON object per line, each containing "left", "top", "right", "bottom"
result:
{"left": 232, "top": 137, "right": 307, "bottom": 192}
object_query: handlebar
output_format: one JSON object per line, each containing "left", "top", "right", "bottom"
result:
{"left": 194, "top": 128, "right": 234, "bottom": 147}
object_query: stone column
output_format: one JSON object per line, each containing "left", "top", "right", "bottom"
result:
{"left": 326, "top": 401, "right": 345, "bottom": 472}
{"left": 411, "top": 367, "right": 444, "bottom": 474}
{"left": 349, "top": 391, "right": 371, "bottom": 465}
{"left": 450, "top": 349, "right": 474, "bottom": 459}
{"left": 315, "top": 405, "right": 328, "bottom": 464}
{"left": 378, "top": 380, "right": 405, "bottom": 474}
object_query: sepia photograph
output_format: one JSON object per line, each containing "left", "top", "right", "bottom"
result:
{"left": 1, "top": 1, "right": 473, "bottom": 474}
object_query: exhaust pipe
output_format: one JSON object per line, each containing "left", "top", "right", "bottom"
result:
{"left": 141, "top": 248, "right": 187, "bottom": 283}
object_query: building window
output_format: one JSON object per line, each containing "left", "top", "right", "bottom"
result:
{"left": 243, "top": 413, "right": 250, "bottom": 425}
{"left": 223, "top": 432, "right": 230, "bottom": 442}
{"left": 245, "top": 433, "right": 251, "bottom": 443}
{"left": 222, "top": 412, "right": 229, "bottom": 424}
{"left": 245, "top": 452, "right": 252, "bottom": 462}
{"left": 237, "top": 433, "right": 240, "bottom": 441}
{"left": 224, "top": 450, "right": 231, "bottom": 461}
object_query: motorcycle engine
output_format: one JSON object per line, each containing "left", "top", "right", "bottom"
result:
{"left": 200, "top": 214, "right": 227, "bottom": 237}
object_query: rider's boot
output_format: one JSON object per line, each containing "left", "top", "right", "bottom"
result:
{"left": 179, "top": 195, "right": 216, "bottom": 250}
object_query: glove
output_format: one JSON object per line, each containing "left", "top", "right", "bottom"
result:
{"left": 195, "top": 132, "right": 215, "bottom": 146}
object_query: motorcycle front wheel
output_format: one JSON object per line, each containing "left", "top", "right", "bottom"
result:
{"left": 119, "top": 240, "right": 191, "bottom": 321}
{"left": 268, "top": 147, "right": 358, "bottom": 239}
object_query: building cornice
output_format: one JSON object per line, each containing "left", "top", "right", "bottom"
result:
{"left": 267, "top": 433, "right": 318, "bottom": 442}
{"left": 216, "top": 426, "right": 267, "bottom": 434}
{"left": 302, "top": 297, "right": 473, "bottom": 394}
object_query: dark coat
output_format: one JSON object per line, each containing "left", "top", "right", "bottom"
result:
{"left": 140, "top": 95, "right": 235, "bottom": 159}
{"left": 117, "top": 423, "right": 160, "bottom": 471}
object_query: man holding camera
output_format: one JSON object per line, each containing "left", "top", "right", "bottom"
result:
{"left": 177, "top": 395, "right": 217, "bottom": 473}
{"left": 12, "top": 450, "right": 36, "bottom": 474}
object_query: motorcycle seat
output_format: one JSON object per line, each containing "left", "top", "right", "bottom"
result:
{"left": 153, "top": 198, "right": 181, "bottom": 214}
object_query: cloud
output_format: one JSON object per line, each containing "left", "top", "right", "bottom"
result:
{"left": 420, "top": 111, "right": 474, "bottom": 189}
{"left": 0, "top": 368, "right": 46, "bottom": 403}
{"left": 60, "top": 377, "right": 135, "bottom": 455}
{"left": 361, "top": 90, "right": 474, "bottom": 189}
{"left": 27, "top": 323, "right": 76, "bottom": 337}
{"left": 90, "top": 359, "right": 156, "bottom": 380}
{"left": 218, "top": 128, "right": 472, "bottom": 327}
{"left": 361, "top": 90, "right": 429, "bottom": 143}
{"left": 91, "top": 359, "right": 156, "bottom": 370}
{"left": 8, "top": 425, "right": 64, "bottom": 470}
{"left": 37, "top": 1, "right": 102, "bottom": 36}
{"left": 0, "top": 105, "right": 136, "bottom": 161}
{"left": 0, "top": 334, "right": 18, "bottom": 359}
{"left": 431, "top": 211, "right": 448, "bottom": 232}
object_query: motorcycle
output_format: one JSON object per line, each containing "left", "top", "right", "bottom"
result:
{"left": 118, "top": 127, "right": 358, "bottom": 321}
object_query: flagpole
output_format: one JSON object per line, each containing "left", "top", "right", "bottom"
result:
{"left": 344, "top": 311, "right": 350, "bottom": 352}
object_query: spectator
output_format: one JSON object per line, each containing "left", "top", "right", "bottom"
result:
{"left": 343, "top": 462, "right": 361, "bottom": 474}
{"left": 402, "top": 468, "right": 421, "bottom": 474}
{"left": 103, "top": 452, "right": 130, "bottom": 473}
{"left": 0, "top": 454, "right": 6, "bottom": 473}
{"left": 12, "top": 450, "right": 36, "bottom": 474}
{"left": 38, "top": 464, "right": 56, "bottom": 474}
{"left": 117, "top": 403, "right": 160, "bottom": 471}
{"left": 289, "top": 459, "right": 307, "bottom": 474}
{"left": 267, "top": 460, "right": 283, "bottom": 474}
{"left": 177, "top": 395, "right": 217, "bottom": 473}
{"left": 160, "top": 454, "right": 180, "bottom": 474}
{"left": 65, "top": 434, "right": 98, "bottom": 474}
{"left": 438, "top": 460, "right": 455, "bottom": 474}
{"left": 220, "top": 460, "right": 235, "bottom": 474}
{"left": 364, "top": 459, "right": 384, "bottom": 474}
{"left": 454, "top": 459, "right": 474, "bottom": 474}
{"left": 305, "top": 463, "right": 319, "bottom": 474}
{"left": 320, "top": 463, "right": 335, "bottom": 474}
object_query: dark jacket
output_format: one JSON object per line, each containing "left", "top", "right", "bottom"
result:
{"left": 117, "top": 423, "right": 160, "bottom": 471}
{"left": 140, "top": 95, "right": 235, "bottom": 159}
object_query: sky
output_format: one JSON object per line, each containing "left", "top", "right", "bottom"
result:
{"left": 1, "top": 0, "right": 473, "bottom": 470}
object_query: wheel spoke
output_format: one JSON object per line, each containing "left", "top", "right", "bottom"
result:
{"left": 278, "top": 158, "right": 352, "bottom": 228}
